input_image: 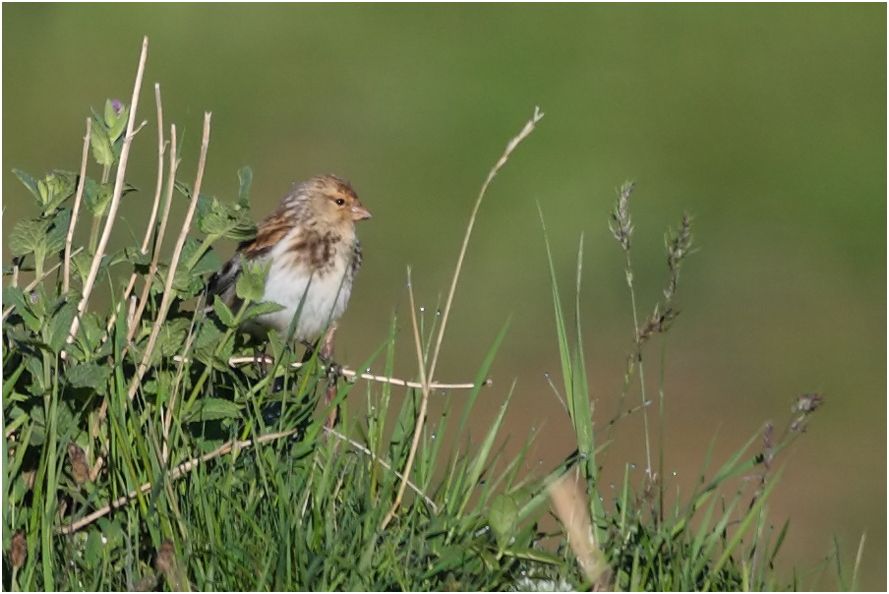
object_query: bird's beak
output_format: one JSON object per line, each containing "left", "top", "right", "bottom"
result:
{"left": 351, "top": 204, "right": 373, "bottom": 221}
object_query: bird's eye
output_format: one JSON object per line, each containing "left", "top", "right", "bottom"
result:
{"left": 335, "top": 198, "right": 346, "bottom": 206}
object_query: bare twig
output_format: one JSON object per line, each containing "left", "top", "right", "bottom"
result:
{"left": 105, "top": 83, "right": 167, "bottom": 336}
{"left": 68, "top": 36, "right": 149, "bottom": 344}
{"left": 58, "top": 427, "right": 298, "bottom": 535}
{"left": 63, "top": 118, "right": 92, "bottom": 294}
{"left": 381, "top": 267, "right": 432, "bottom": 529}
{"left": 127, "top": 123, "right": 179, "bottom": 343}
{"left": 323, "top": 426, "right": 437, "bottom": 512}
{"left": 426, "top": 107, "right": 543, "bottom": 386}
{"left": 222, "top": 355, "right": 484, "bottom": 391}
{"left": 2, "top": 248, "right": 85, "bottom": 321}
{"left": 127, "top": 112, "right": 212, "bottom": 400}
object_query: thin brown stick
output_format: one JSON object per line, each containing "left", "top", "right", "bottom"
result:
{"left": 57, "top": 422, "right": 436, "bottom": 536}
{"left": 127, "top": 124, "right": 179, "bottom": 344}
{"left": 68, "top": 36, "right": 149, "bottom": 344}
{"left": 222, "top": 355, "right": 484, "bottom": 390}
{"left": 104, "top": 83, "right": 167, "bottom": 336}
{"left": 57, "top": 427, "right": 298, "bottom": 535}
{"left": 127, "top": 113, "right": 212, "bottom": 400}
{"left": 2, "top": 248, "right": 85, "bottom": 321}
{"left": 323, "top": 426, "right": 437, "bottom": 512}
{"left": 426, "top": 107, "right": 543, "bottom": 387}
{"left": 63, "top": 118, "right": 92, "bottom": 294}
{"left": 381, "top": 267, "right": 432, "bottom": 529}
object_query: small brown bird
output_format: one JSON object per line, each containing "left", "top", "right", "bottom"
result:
{"left": 208, "top": 174, "right": 371, "bottom": 344}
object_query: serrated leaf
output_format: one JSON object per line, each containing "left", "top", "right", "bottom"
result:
{"left": 3, "top": 286, "right": 41, "bottom": 332}
{"left": 187, "top": 397, "right": 242, "bottom": 422}
{"left": 243, "top": 301, "right": 284, "bottom": 323}
{"left": 196, "top": 195, "right": 256, "bottom": 241}
{"left": 66, "top": 362, "right": 110, "bottom": 394}
{"left": 45, "top": 208, "right": 72, "bottom": 254}
{"left": 9, "top": 218, "right": 50, "bottom": 257}
{"left": 84, "top": 179, "right": 113, "bottom": 216}
{"left": 236, "top": 260, "right": 268, "bottom": 303}
{"left": 213, "top": 298, "right": 236, "bottom": 328}
{"left": 108, "top": 105, "right": 129, "bottom": 142}
{"left": 90, "top": 125, "right": 114, "bottom": 167}
{"left": 489, "top": 493, "right": 519, "bottom": 550}
{"left": 38, "top": 171, "right": 77, "bottom": 214}
{"left": 13, "top": 169, "right": 41, "bottom": 201}
{"left": 47, "top": 301, "right": 77, "bottom": 353}
{"left": 158, "top": 318, "right": 191, "bottom": 358}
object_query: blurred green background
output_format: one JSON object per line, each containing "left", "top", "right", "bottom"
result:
{"left": 3, "top": 4, "right": 885, "bottom": 589}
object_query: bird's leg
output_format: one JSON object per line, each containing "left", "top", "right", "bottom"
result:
{"left": 319, "top": 323, "right": 340, "bottom": 429}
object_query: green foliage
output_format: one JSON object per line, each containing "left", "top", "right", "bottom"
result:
{"left": 2, "top": 90, "right": 844, "bottom": 593}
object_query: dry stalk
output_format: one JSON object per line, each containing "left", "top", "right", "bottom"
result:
{"left": 427, "top": 106, "right": 543, "bottom": 385}
{"left": 127, "top": 123, "right": 179, "bottom": 343}
{"left": 222, "top": 355, "right": 483, "bottom": 391}
{"left": 104, "top": 83, "right": 167, "bottom": 336}
{"left": 68, "top": 36, "right": 149, "bottom": 344}
{"left": 57, "top": 423, "right": 436, "bottom": 536}
{"left": 63, "top": 118, "right": 92, "bottom": 294}
{"left": 127, "top": 112, "right": 212, "bottom": 400}
{"left": 381, "top": 267, "right": 431, "bottom": 529}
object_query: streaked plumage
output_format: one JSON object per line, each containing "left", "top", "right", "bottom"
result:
{"left": 208, "top": 174, "right": 371, "bottom": 343}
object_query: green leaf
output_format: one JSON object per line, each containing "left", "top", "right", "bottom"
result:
{"left": 84, "top": 178, "right": 113, "bottom": 216}
{"left": 489, "top": 493, "right": 519, "bottom": 550}
{"left": 8, "top": 218, "right": 50, "bottom": 257}
{"left": 187, "top": 397, "right": 242, "bottom": 422}
{"left": 12, "top": 169, "right": 41, "bottom": 201}
{"left": 66, "top": 362, "right": 111, "bottom": 394}
{"left": 38, "top": 171, "right": 77, "bottom": 214}
{"left": 243, "top": 301, "right": 284, "bottom": 322}
{"left": 236, "top": 260, "right": 269, "bottom": 303}
{"left": 3, "top": 286, "right": 41, "bottom": 332}
{"left": 47, "top": 301, "right": 77, "bottom": 353}
{"left": 90, "top": 125, "right": 114, "bottom": 167}
{"left": 213, "top": 298, "right": 237, "bottom": 328}
{"left": 196, "top": 194, "right": 256, "bottom": 241}
{"left": 45, "top": 207, "right": 72, "bottom": 254}
{"left": 105, "top": 100, "right": 129, "bottom": 142}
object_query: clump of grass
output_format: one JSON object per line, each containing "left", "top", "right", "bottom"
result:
{"left": 3, "top": 37, "right": 855, "bottom": 592}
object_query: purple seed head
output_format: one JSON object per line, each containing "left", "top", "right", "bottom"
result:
{"left": 111, "top": 99, "right": 123, "bottom": 114}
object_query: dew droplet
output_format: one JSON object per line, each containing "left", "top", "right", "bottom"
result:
{"left": 430, "top": 433, "right": 437, "bottom": 440}
{"left": 419, "top": 306, "right": 425, "bottom": 313}
{"left": 543, "top": 372, "right": 550, "bottom": 379}
{"left": 672, "top": 471, "right": 678, "bottom": 477}
{"left": 435, "top": 309, "right": 442, "bottom": 317}
{"left": 629, "top": 463, "right": 637, "bottom": 470}
{"left": 365, "top": 367, "right": 372, "bottom": 374}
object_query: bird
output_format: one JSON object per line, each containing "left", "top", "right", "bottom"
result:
{"left": 207, "top": 174, "right": 371, "bottom": 347}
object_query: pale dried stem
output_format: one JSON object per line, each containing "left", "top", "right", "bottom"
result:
{"left": 221, "top": 355, "right": 483, "bottom": 391}
{"left": 58, "top": 427, "right": 298, "bottom": 535}
{"left": 324, "top": 426, "right": 437, "bottom": 512}
{"left": 68, "top": 36, "right": 149, "bottom": 344}
{"left": 381, "top": 267, "right": 431, "bottom": 529}
{"left": 2, "top": 248, "right": 84, "bottom": 321}
{"left": 127, "top": 113, "right": 212, "bottom": 400}
{"left": 57, "top": 423, "right": 436, "bottom": 536}
{"left": 426, "top": 107, "right": 543, "bottom": 386}
{"left": 104, "top": 83, "right": 167, "bottom": 337}
{"left": 63, "top": 118, "right": 92, "bottom": 294}
{"left": 127, "top": 124, "right": 179, "bottom": 344}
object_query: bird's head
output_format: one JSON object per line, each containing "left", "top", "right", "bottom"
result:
{"left": 304, "top": 174, "right": 372, "bottom": 230}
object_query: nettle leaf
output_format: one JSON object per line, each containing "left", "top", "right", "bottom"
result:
{"left": 45, "top": 208, "right": 72, "bottom": 254}
{"left": 47, "top": 301, "right": 77, "bottom": 353}
{"left": 12, "top": 169, "right": 41, "bottom": 202}
{"left": 236, "top": 260, "right": 269, "bottom": 303}
{"left": 158, "top": 318, "right": 191, "bottom": 358}
{"left": 37, "top": 171, "right": 77, "bottom": 214}
{"left": 104, "top": 100, "right": 129, "bottom": 142}
{"left": 196, "top": 194, "right": 256, "bottom": 241}
{"left": 186, "top": 397, "right": 242, "bottom": 422}
{"left": 90, "top": 124, "right": 115, "bottom": 167}
{"left": 84, "top": 178, "right": 113, "bottom": 216}
{"left": 212, "top": 298, "right": 237, "bottom": 328}
{"left": 71, "top": 251, "right": 93, "bottom": 288}
{"left": 66, "top": 362, "right": 111, "bottom": 394}
{"left": 179, "top": 236, "right": 221, "bottom": 276}
{"left": 9, "top": 218, "right": 51, "bottom": 257}
{"left": 2, "top": 286, "right": 40, "bottom": 332}
{"left": 242, "top": 301, "right": 284, "bottom": 323}
{"left": 488, "top": 493, "right": 519, "bottom": 551}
